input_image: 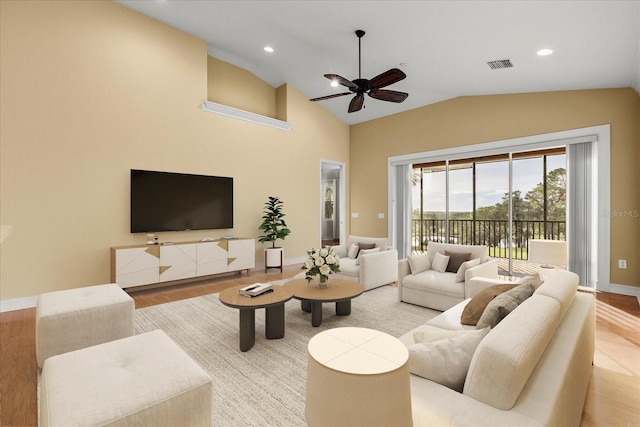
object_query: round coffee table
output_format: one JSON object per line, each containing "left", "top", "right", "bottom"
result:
{"left": 219, "top": 285, "right": 293, "bottom": 351}
{"left": 283, "top": 278, "right": 364, "bottom": 327}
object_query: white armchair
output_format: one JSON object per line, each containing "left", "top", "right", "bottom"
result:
{"left": 331, "top": 235, "right": 398, "bottom": 291}
{"left": 397, "top": 242, "right": 499, "bottom": 311}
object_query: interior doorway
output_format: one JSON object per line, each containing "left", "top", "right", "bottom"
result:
{"left": 320, "top": 160, "right": 345, "bottom": 247}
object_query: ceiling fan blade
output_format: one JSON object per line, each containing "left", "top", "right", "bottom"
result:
{"left": 348, "top": 94, "right": 365, "bottom": 113}
{"left": 368, "top": 68, "right": 407, "bottom": 89}
{"left": 368, "top": 89, "right": 408, "bottom": 103}
{"left": 309, "top": 92, "right": 352, "bottom": 102}
{"left": 325, "top": 74, "right": 358, "bottom": 90}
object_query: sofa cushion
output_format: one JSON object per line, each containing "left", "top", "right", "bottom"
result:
{"left": 407, "top": 327, "right": 489, "bottom": 392}
{"left": 464, "top": 294, "right": 562, "bottom": 410}
{"left": 476, "top": 283, "right": 535, "bottom": 329}
{"left": 445, "top": 251, "right": 471, "bottom": 273}
{"left": 426, "top": 242, "right": 488, "bottom": 265}
{"left": 336, "top": 257, "right": 359, "bottom": 277}
{"left": 455, "top": 257, "right": 481, "bottom": 282}
{"left": 432, "top": 252, "right": 450, "bottom": 273}
{"left": 413, "top": 328, "right": 476, "bottom": 343}
{"left": 408, "top": 253, "right": 431, "bottom": 274}
{"left": 347, "top": 243, "right": 360, "bottom": 259}
{"left": 402, "top": 271, "right": 463, "bottom": 299}
{"left": 348, "top": 235, "right": 388, "bottom": 250}
{"left": 357, "top": 242, "right": 376, "bottom": 250}
{"left": 461, "top": 283, "right": 517, "bottom": 326}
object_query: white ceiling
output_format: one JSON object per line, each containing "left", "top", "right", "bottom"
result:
{"left": 116, "top": 1, "right": 640, "bottom": 125}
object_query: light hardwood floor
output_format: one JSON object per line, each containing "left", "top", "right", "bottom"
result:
{"left": 1, "top": 266, "right": 638, "bottom": 426}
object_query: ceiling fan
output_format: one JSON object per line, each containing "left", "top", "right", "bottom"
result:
{"left": 309, "top": 30, "right": 408, "bottom": 113}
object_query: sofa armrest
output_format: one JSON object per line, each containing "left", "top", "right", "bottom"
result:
{"left": 397, "top": 259, "right": 411, "bottom": 301}
{"left": 464, "top": 259, "right": 498, "bottom": 298}
{"left": 358, "top": 249, "right": 398, "bottom": 290}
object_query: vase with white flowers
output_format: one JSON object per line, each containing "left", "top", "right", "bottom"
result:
{"left": 302, "top": 247, "right": 341, "bottom": 288}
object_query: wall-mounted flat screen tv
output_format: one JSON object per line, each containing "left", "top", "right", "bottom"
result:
{"left": 130, "top": 169, "right": 233, "bottom": 233}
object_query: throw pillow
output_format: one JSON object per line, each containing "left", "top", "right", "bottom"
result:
{"left": 355, "top": 247, "right": 380, "bottom": 265}
{"left": 407, "top": 327, "right": 490, "bottom": 392}
{"left": 476, "top": 283, "right": 535, "bottom": 329}
{"left": 357, "top": 242, "right": 376, "bottom": 251}
{"left": 460, "top": 283, "right": 517, "bottom": 326}
{"left": 347, "top": 243, "right": 360, "bottom": 259}
{"left": 445, "top": 251, "right": 471, "bottom": 273}
{"left": 407, "top": 253, "right": 430, "bottom": 274}
{"left": 431, "top": 252, "right": 450, "bottom": 273}
{"left": 455, "top": 257, "right": 482, "bottom": 282}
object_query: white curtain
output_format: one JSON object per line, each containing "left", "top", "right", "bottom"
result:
{"left": 393, "top": 164, "right": 412, "bottom": 259}
{"left": 567, "top": 142, "right": 596, "bottom": 287}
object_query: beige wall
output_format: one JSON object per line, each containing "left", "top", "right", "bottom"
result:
{"left": 0, "top": 1, "right": 349, "bottom": 300}
{"left": 207, "top": 56, "right": 277, "bottom": 118}
{"left": 350, "top": 88, "right": 640, "bottom": 288}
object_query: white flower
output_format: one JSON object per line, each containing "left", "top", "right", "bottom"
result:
{"left": 319, "top": 264, "right": 331, "bottom": 275}
{"left": 305, "top": 258, "right": 315, "bottom": 269}
{"left": 319, "top": 248, "right": 329, "bottom": 257}
{"left": 315, "top": 257, "right": 325, "bottom": 266}
{"left": 326, "top": 254, "right": 337, "bottom": 265}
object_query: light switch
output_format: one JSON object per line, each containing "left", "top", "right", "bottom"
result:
{"left": 378, "top": 213, "right": 385, "bottom": 219}
{"left": 352, "top": 212, "right": 359, "bottom": 218}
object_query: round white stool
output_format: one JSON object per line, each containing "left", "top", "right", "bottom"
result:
{"left": 305, "top": 327, "right": 412, "bottom": 427}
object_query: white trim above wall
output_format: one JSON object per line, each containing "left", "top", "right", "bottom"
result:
{"left": 201, "top": 100, "right": 292, "bottom": 131}
{"left": 388, "top": 125, "right": 611, "bottom": 292}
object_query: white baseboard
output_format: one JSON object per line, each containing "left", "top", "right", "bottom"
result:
{"left": 0, "top": 295, "right": 38, "bottom": 313}
{"left": 608, "top": 282, "right": 640, "bottom": 304}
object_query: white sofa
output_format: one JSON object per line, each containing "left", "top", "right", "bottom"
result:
{"left": 399, "top": 270, "right": 595, "bottom": 426}
{"left": 398, "top": 242, "right": 499, "bottom": 311}
{"left": 330, "top": 235, "right": 398, "bottom": 291}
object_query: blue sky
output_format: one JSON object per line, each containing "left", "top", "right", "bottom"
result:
{"left": 412, "top": 155, "right": 566, "bottom": 212}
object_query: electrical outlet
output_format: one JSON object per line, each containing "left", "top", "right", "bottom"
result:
{"left": 378, "top": 213, "right": 385, "bottom": 219}
{"left": 618, "top": 259, "right": 627, "bottom": 269}
{"left": 351, "top": 212, "right": 359, "bottom": 218}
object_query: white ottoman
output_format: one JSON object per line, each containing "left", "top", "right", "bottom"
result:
{"left": 36, "top": 283, "right": 134, "bottom": 368}
{"left": 40, "top": 330, "right": 213, "bottom": 426}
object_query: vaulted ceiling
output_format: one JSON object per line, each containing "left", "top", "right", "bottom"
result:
{"left": 117, "top": 1, "right": 640, "bottom": 125}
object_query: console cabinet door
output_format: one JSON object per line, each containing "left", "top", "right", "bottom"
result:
{"left": 113, "top": 246, "right": 160, "bottom": 287}
{"left": 196, "top": 241, "right": 229, "bottom": 276}
{"left": 159, "top": 244, "right": 197, "bottom": 282}
{"left": 228, "top": 239, "right": 256, "bottom": 271}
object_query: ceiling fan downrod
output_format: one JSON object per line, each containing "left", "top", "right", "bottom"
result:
{"left": 356, "top": 30, "right": 365, "bottom": 80}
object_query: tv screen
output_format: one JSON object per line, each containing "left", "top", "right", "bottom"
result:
{"left": 130, "top": 169, "right": 233, "bottom": 233}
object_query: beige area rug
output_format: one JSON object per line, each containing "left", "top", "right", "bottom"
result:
{"left": 135, "top": 284, "right": 439, "bottom": 426}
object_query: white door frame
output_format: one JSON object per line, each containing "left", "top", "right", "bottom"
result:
{"left": 320, "top": 160, "right": 346, "bottom": 247}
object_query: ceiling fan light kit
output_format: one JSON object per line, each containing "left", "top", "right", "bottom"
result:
{"left": 310, "top": 30, "right": 408, "bottom": 113}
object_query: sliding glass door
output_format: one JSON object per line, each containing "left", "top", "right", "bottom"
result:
{"left": 411, "top": 149, "right": 567, "bottom": 277}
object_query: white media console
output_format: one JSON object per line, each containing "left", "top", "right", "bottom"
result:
{"left": 110, "top": 238, "right": 255, "bottom": 288}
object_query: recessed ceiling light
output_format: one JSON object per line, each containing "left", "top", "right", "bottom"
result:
{"left": 537, "top": 48, "right": 553, "bottom": 56}
{"left": 264, "top": 46, "right": 274, "bottom": 53}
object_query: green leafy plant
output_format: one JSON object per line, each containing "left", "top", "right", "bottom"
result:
{"left": 258, "top": 196, "right": 291, "bottom": 248}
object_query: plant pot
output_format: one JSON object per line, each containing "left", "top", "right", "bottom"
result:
{"left": 264, "top": 247, "right": 284, "bottom": 272}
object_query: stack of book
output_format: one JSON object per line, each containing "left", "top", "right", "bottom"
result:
{"left": 239, "top": 282, "right": 273, "bottom": 297}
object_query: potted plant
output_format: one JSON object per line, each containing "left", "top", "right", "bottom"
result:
{"left": 258, "top": 196, "right": 291, "bottom": 271}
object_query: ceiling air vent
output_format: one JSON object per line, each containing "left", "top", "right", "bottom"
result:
{"left": 487, "top": 59, "right": 513, "bottom": 69}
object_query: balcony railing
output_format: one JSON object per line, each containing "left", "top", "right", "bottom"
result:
{"left": 412, "top": 218, "right": 565, "bottom": 260}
